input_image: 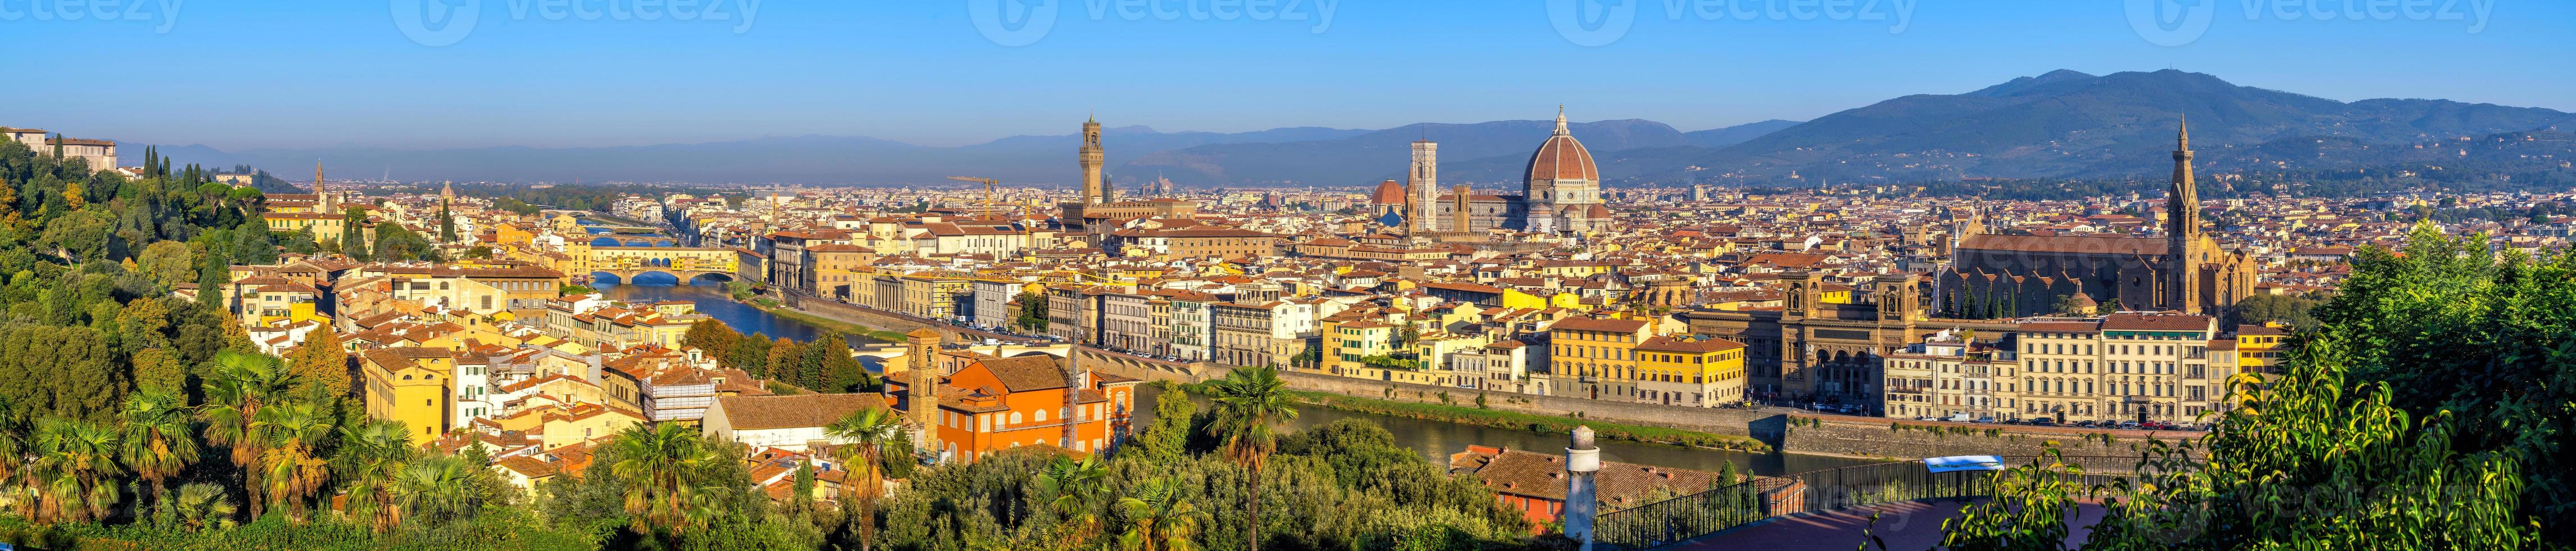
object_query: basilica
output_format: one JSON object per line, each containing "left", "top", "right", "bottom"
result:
{"left": 1937, "top": 120, "right": 2257, "bottom": 319}
{"left": 1418, "top": 107, "right": 1612, "bottom": 234}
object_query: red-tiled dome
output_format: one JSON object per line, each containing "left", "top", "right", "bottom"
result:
{"left": 1526, "top": 114, "right": 1598, "bottom": 183}
{"left": 1369, "top": 179, "right": 1406, "bottom": 205}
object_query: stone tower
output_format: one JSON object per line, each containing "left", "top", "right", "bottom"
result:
{"left": 1080, "top": 115, "right": 1106, "bottom": 205}
{"left": 904, "top": 328, "right": 944, "bottom": 457}
{"left": 313, "top": 162, "right": 334, "bottom": 210}
{"left": 1408, "top": 140, "right": 1438, "bottom": 233}
{"left": 2165, "top": 117, "right": 2200, "bottom": 314}
{"left": 1450, "top": 184, "right": 1471, "bottom": 233}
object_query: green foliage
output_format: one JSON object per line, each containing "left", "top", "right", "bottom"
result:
{"left": 878, "top": 421, "right": 1545, "bottom": 551}
{"left": 1014, "top": 291, "right": 1050, "bottom": 332}
{"left": 2303, "top": 222, "right": 2576, "bottom": 537}
{"left": 2227, "top": 293, "right": 2321, "bottom": 331}
{"left": 1281, "top": 389, "right": 1769, "bottom": 452}
{"left": 1941, "top": 223, "right": 2557, "bottom": 549}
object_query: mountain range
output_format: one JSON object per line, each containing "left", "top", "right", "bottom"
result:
{"left": 128, "top": 70, "right": 2574, "bottom": 189}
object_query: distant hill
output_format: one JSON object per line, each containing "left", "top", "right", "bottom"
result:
{"left": 1669, "top": 70, "right": 2576, "bottom": 182}
{"left": 128, "top": 125, "right": 1373, "bottom": 187}
{"left": 1684, "top": 119, "right": 1804, "bottom": 147}
{"left": 119, "top": 69, "right": 2573, "bottom": 188}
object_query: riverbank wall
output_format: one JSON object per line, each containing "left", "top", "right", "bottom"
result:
{"left": 1209, "top": 366, "right": 2183, "bottom": 460}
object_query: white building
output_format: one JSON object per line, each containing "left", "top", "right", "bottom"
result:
{"left": 702, "top": 393, "right": 884, "bottom": 452}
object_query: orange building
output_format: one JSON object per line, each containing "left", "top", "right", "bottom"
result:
{"left": 889, "top": 354, "right": 1141, "bottom": 463}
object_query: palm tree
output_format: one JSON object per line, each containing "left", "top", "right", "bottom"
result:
{"left": 32, "top": 417, "right": 124, "bottom": 523}
{"left": 607, "top": 422, "right": 725, "bottom": 545}
{"left": 1116, "top": 477, "right": 1202, "bottom": 551}
{"left": 822, "top": 407, "right": 905, "bottom": 551}
{"left": 331, "top": 419, "right": 416, "bottom": 531}
{"left": 172, "top": 482, "right": 238, "bottom": 531}
{"left": 119, "top": 387, "right": 202, "bottom": 515}
{"left": 0, "top": 396, "right": 24, "bottom": 489}
{"left": 1201, "top": 367, "right": 1296, "bottom": 551}
{"left": 201, "top": 350, "right": 290, "bottom": 517}
{"left": 395, "top": 454, "right": 487, "bottom": 526}
{"left": 255, "top": 401, "right": 334, "bottom": 522}
{"left": 1038, "top": 456, "right": 1111, "bottom": 545}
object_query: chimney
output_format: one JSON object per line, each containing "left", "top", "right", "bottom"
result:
{"left": 1565, "top": 426, "right": 1601, "bottom": 549}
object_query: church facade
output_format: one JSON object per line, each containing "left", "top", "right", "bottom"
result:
{"left": 1938, "top": 120, "right": 2256, "bottom": 319}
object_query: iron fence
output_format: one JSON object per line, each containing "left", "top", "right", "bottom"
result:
{"left": 1593, "top": 455, "right": 2180, "bottom": 550}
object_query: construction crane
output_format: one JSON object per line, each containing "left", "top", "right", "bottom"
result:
{"left": 946, "top": 176, "right": 1001, "bottom": 217}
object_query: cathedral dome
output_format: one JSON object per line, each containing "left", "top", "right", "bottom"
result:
{"left": 1526, "top": 110, "right": 1598, "bottom": 183}
{"left": 1585, "top": 204, "right": 1613, "bottom": 219}
{"left": 1370, "top": 179, "right": 1406, "bottom": 205}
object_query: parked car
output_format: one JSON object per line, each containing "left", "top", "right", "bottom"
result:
{"left": 1972, "top": 416, "right": 1997, "bottom": 423}
{"left": 2072, "top": 420, "right": 2098, "bottom": 428}
{"left": 1915, "top": 415, "right": 1937, "bottom": 421}
{"left": 2028, "top": 418, "right": 2058, "bottom": 427}
{"left": 2115, "top": 421, "right": 2144, "bottom": 430}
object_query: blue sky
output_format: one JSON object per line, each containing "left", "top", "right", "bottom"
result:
{"left": 4, "top": 1, "right": 2566, "bottom": 150}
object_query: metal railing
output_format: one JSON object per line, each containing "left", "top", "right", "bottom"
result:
{"left": 1593, "top": 455, "right": 2176, "bottom": 550}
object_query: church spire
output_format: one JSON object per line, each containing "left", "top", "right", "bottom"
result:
{"left": 2177, "top": 115, "right": 2190, "bottom": 150}
{"left": 1553, "top": 105, "right": 1570, "bottom": 136}
{"left": 313, "top": 161, "right": 326, "bottom": 193}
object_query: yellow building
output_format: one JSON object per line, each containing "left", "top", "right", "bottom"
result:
{"left": 1548, "top": 317, "right": 1654, "bottom": 401}
{"left": 2235, "top": 323, "right": 2288, "bottom": 377}
{"left": 1634, "top": 335, "right": 1748, "bottom": 407}
{"left": 363, "top": 347, "right": 459, "bottom": 440}
{"left": 1330, "top": 319, "right": 1400, "bottom": 374}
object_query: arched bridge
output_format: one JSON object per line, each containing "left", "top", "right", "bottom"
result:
{"left": 590, "top": 234, "right": 680, "bottom": 247}
{"left": 585, "top": 246, "right": 739, "bottom": 284}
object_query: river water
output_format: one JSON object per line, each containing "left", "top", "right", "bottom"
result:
{"left": 594, "top": 223, "right": 1883, "bottom": 476}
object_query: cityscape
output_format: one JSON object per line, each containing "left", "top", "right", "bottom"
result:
{"left": 1, "top": 2, "right": 2572, "bottom": 550}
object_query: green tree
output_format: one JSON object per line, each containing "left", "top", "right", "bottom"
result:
{"left": 605, "top": 422, "right": 730, "bottom": 548}
{"left": 340, "top": 212, "right": 371, "bottom": 260}
{"left": 232, "top": 220, "right": 279, "bottom": 265}
{"left": 201, "top": 350, "right": 291, "bottom": 517}
{"left": 2227, "top": 293, "right": 2322, "bottom": 331}
{"left": 398, "top": 453, "right": 498, "bottom": 526}
{"left": 332, "top": 418, "right": 418, "bottom": 532}
{"left": 1129, "top": 382, "right": 1198, "bottom": 464}
{"left": 255, "top": 400, "right": 335, "bottom": 522}
{"left": 171, "top": 482, "right": 239, "bottom": 532}
{"left": 32, "top": 416, "right": 125, "bottom": 523}
{"left": 438, "top": 197, "right": 457, "bottom": 243}
{"left": 118, "top": 387, "right": 201, "bottom": 514}
{"left": 136, "top": 240, "right": 197, "bottom": 290}
{"left": 823, "top": 407, "right": 905, "bottom": 551}
{"left": 1203, "top": 367, "right": 1299, "bottom": 551}
{"left": 1116, "top": 476, "right": 1203, "bottom": 551}
{"left": 1039, "top": 456, "right": 1112, "bottom": 547}
{"left": 1016, "top": 291, "right": 1051, "bottom": 332}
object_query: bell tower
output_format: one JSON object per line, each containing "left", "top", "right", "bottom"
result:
{"left": 2166, "top": 118, "right": 2202, "bottom": 313}
{"left": 1080, "top": 115, "right": 1106, "bottom": 205}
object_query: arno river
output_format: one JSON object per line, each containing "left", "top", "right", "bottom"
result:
{"left": 599, "top": 278, "right": 1883, "bottom": 477}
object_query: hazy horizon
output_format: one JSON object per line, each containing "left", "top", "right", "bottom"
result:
{"left": 6, "top": 2, "right": 2567, "bottom": 152}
